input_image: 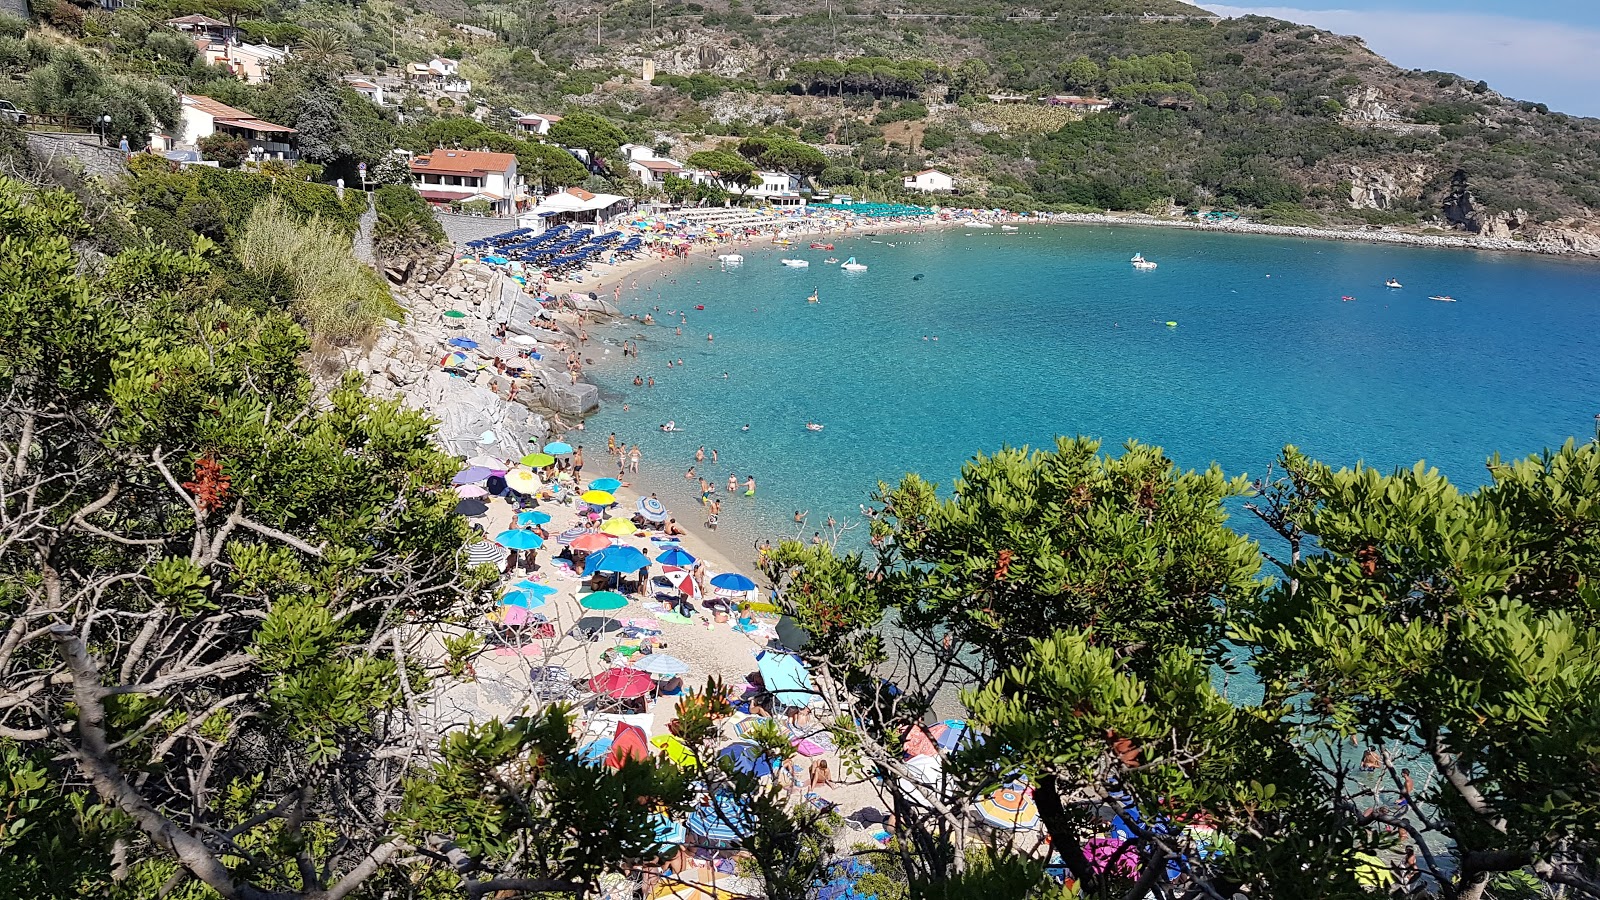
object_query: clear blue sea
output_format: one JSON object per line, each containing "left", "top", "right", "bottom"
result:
{"left": 583, "top": 224, "right": 1600, "bottom": 559}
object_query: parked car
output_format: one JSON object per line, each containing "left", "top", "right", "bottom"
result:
{"left": 0, "top": 100, "right": 26, "bottom": 125}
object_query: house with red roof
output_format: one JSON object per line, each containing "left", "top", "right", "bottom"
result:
{"left": 410, "top": 149, "right": 522, "bottom": 215}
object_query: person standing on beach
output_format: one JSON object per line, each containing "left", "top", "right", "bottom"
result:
{"left": 707, "top": 499, "right": 720, "bottom": 530}
{"left": 573, "top": 446, "right": 584, "bottom": 477}
{"left": 630, "top": 446, "right": 641, "bottom": 473}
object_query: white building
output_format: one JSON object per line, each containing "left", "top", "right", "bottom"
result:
{"left": 515, "top": 113, "right": 562, "bottom": 137}
{"left": 198, "top": 42, "right": 288, "bottom": 84}
{"left": 746, "top": 171, "right": 806, "bottom": 206}
{"left": 344, "top": 77, "right": 384, "bottom": 105}
{"left": 526, "top": 187, "right": 630, "bottom": 226}
{"left": 903, "top": 168, "right": 955, "bottom": 193}
{"left": 410, "top": 149, "right": 521, "bottom": 216}
{"left": 618, "top": 144, "right": 685, "bottom": 186}
{"left": 151, "top": 94, "right": 297, "bottom": 161}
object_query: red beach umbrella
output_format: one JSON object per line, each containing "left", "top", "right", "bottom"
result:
{"left": 590, "top": 667, "right": 653, "bottom": 699}
{"left": 604, "top": 722, "right": 651, "bottom": 769}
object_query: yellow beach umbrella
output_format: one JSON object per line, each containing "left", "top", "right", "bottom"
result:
{"left": 600, "top": 518, "right": 635, "bottom": 536}
{"left": 505, "top": 469, "right": 540, "bottom": 493}
{"left": 581, "top": 489, "right": 616, "bottom": 506}
{"left": 650, "top": 734, "right": 699, "bottom": 766}
{"left": 1353, "top": 852, "right": 1396, "bottom": 888}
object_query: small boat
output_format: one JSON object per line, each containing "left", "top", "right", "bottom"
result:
{"left": 806, "top": 289, "right": 819, "bottom": 304}
{"left": 1165, "top": 321, "right": 1178, "bottom": 328}
{"left": 805, "top": 422, "right": 825, "bottom": 431}
{"left": 718, "top": 253, "right": 743, "bottom": 264}
{"left": 1000, "top": 225, "right": 1019, "bottom": 231}
{"left": 823, "top": 257, "right": 838, "bottom": 264}
{"left": 1429, "top": 295, "right": 1457, "bottom": 302}
{"left": 840, "top": 257, "right": 867, "bottom": 272}
{"left": 810, "top": 242, "right": 834, "bottom": 250}
{"left": 1341, "top": 295, "right": 1356, "bottom": 302}
{"left": 782, "top": 258, "right": 809, "bottom": 268}
{"left": 1385, "top": 278, "right": 1402, "bottom": 288}
{"left": 773, "top": 238, "right": 792, "bottom": 245}
{"left": 964, "top": 221, "right": 994, "bottom": 229}
{"left": 1131, "top": 253, "right": 1157, "bottom": 270}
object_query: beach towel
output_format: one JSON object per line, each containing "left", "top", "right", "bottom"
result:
{"left": 492, "top": 645, "right": 544, "bottom": 658}
{"left": 657, "top": 611, "right": 694, "bottom": 625}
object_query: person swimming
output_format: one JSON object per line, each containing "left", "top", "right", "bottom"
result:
{"left": 912, "top": 273, "right": 924, "bottom": 281}
{"left": 661, "top": 421, "right": 678, "bottom": 432}
{"left": 805, "top": 422, "right": 824, "bottom": 431}
{"left": 741, "top": 424, "right": 749, "bottom": 431}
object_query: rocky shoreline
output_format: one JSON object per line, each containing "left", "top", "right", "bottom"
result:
{"left": 1044, "top": 211, "right": 1600, "bottom": 257}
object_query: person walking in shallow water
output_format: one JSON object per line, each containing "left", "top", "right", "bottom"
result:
{"left": 744, "top": 475, "right": 756, "bottom": 496}
{"left": 727, "top": 473, "right": 738, "bottom": 494}
{"left": 629, "top": 446, "right": 641, "bottom": 474}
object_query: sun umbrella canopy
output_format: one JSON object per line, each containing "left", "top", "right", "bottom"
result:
{"left": 581, "top": 489, "right": 616, "bottom": 506}
{"left": 650, "top": 734, "right": 698, "bottom": 766}
{"left": 589, "top": 667, "right": 653, "bottom": 698}
{"left": 974, "top": 784, "right": 1039, "bottom": 831}
{"left": 579, "top": 590, "right": 629, "bottom": 611}
{"left": 718, "top": 742, "right": 778, "bottom": 778}
{"left": 577, "top": 738, "right": 613, "bottom": 764}
{"left": 464, "top": 540, "right": 507, "bottom": 568}
{"left": 599, "top": 518, "right": 635, "bottom": 536}
{"left": 501, "top": 590, "right": 547, "bottom": 609}
{"left": 656, "top": 547, "right": 697, "bottom": 567}
{"left": 510, "top": 334, "right": 539, "bottom": 346}
{"left": 583, "top": 545, "right": 650, "bottom": 575}
{"left": 930, "top": 720, "right": 982, "bottom": 752}
{"left": 496, "top": 530, "right": 545, "bottom": 550}
{"left": 521, "top": 453, "right": 556, "bottom": 467}
{"left": 604, "top": 723, "right": 650, "bottom": 769}
{"left": 543, "top": 441, "right": 574, "bottom": 455}
{"left": 452, "top": 466, "right": 495, "bottom": 485}
{"left": 756, "top": 651, "right": 812, "bottom": 707}
{"left": 903, "top": 725, "right": 938, "bottom": 759}
{"left": 687, "top": 794, "right": 754, "bottom": 844}
{"left": 443, "top": 310, "right": 467, "bottom": 319}
{"left": 589, "top": 478, "right": 622, "bottom": 492}
{"left": 669, "top": 571, "right": 698, "bottom": 596}
{"left": 570, "top": 533, "right": 613, "bottom": 552}
{"left": 465, "top": 453, "right": 502, "bottom": 468}
{"left": 512, "top": 580, "right": 558, "bottom": 596}
{"left": 517, "top": 510, "right": 552, "bottom": 526}
{"left": 635, "top": 653, "right": 689, "bottom": 676}
{"left": 505, "top": 470, "right": 540, "bottom": 493}
{"left": 710, "top": 572, "right": 756, "bottom": 592}
{"left": 448, "top": 336, "right": 478, "bottom": 349}
{"left": 637, "top": 497, "right": 669, "bottom": 522}
{"left": 455, "top": 484, "right": 489, "bottom": 499}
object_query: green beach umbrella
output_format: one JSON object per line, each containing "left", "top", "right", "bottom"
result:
{"left": 580, "top": 590, "right": 629, "bottom": 611}
{"left": 443, "top": 310, "right": 467, "bottom": 319}
{"left": 521, "top": 452, "right": 555, "bottom": 467}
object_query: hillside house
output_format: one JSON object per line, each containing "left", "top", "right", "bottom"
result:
{"left": 1046, "top": 95, "right": 1112, "bottom": 112}
{"left": 746, "top": 171, "right": 806, "bottom": 206}
{"left": 153, "top": 94, "right": 297, "bottom": 161}
{"left": 406, "top": 59, "right": 471, "bottom": 94}
{"left": 619, "top": 144, "right": 686, "bottom": 186}
{"left": 515, "top": 113, "right": 562, "bottom": 137}
{"left": 166, "top": 14, "right": 235, "bottom": 43}
{"left": 198, "top": 41, "right": 288, "bottom": 84}
{"left": 903, "top": 169, "right": 955, "bottom": 193}
{"left": 411, "top": 149, "right": 520, "bottom": 215}
{"left": 344, "top": 77, "right": 384, "bottom": 105}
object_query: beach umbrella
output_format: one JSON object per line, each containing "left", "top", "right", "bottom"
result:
{"left": 452, "top": 466, "right": 495, "bottom": 485}
{"left": 710, "top": 572, "right": 756, "bottom": 592}
{"left": 718, "top": 742, "right": 778, "bottom": 778}
{"left": 635, "top": 653, "right": 689, "bottom": 676}
{"left": 455, "top": 484, "right": 489, "bottom": 499}
{"left": 517, "top": 510, "right": 552, "bottom": 526}
{"left": 973, "top": 784, "right": 1039, "bottom": 831}
{"left": 650, "top": 734, "right": 698, "bottom": 766}
{"left": 495, "top": 530, "right": 545, "bottom": 550}
{"left": 543, "top": 441, "right": 574, "bottom": 455}
{"left": 570, "top": 533, "right": 613, "bottom": 552}
{"left": 510, "top": 334, "right": 539, "bottom": 346}
{"left": 583, "top": 545, "right": 650, "bottom": 575}
{"left": 501, "top": 590, "right": 547, "bottom": 610}
{"left": 1353, "top": 852, "right": 1396, "bottom": 889}
{"left": 649, "top": 813, "right": 687, "bottom": 848}
{"left": 447, "top": 336, "right": 478, "bottom": 349}
{"left": 903, "top": 725, "right": 938, "bottom": 759}
{"left": 604, "top": 723, "right": 650, "bottom": 769}
{"left": 755, "top": 651, "right": 813, "bottom": 707}
{"left": 732, "top": 716, "right": 779, "bottom": 739}
{"left": 656, "top": 547, "right": 696, "bottom": 567}
{"left": 581, "top": 489, "right": 616, "bottom": 506}
{"left": 498, "top": 605, "right": 538, "bottom": 626}
{"left": 637, "top": 497, "right": 669, "bottom": 522}
{"left": 1084, "top": 837, "right": 1140, "bottom": 877}
{"left": 521, "top": 452, "right": 556, "bottom": 467}
{"left": 443, "top": 310, "right": 467, "bottom": 319}
{"left": 669, "top": 571, "right": 699, "bottom": 597}
{"left": 465, "top": 453, "right": 502, "bottom": 468}
{"left": 930, "top": 719, "right": 982, "bottom": 752}
{"left": 577, "top": 737, "right": 613, "bottom": 764}
{"left": 589, "top": 477, "right": 622, "bottom": 492}
{"left": 904, "top": 754, "right": 943, "bottom": 787}
{"left": 599, "top": 518, "right": 635, "bottom": 536}
{"left": 512, "top": 580, "right": 558, "bottom": 597}
{"left": 464, "top": 539, "right": 506, "bottom": 568}
{"left": 579, "top": 590, "right": 629, "bottom": 611}
{"left": 505, "top": 470, "right": 540, "bottom": 493}
{"left": 589, "top": 667, "right": 653, "bottom": 699}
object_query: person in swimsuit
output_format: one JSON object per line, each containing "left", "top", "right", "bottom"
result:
{"left": 727, "top": 474, "right": 737, "bottom": 494}
{"left": 744, "top": 475, "right": 756, "bottom": 496}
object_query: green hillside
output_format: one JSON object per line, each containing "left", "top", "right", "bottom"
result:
{"left": 7, "top": 0, "right": 1600, "bottom": 244}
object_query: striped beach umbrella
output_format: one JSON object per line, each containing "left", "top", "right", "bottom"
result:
{"left": 637, "top": 497, "right": 669, "bottom": 522}
{"left": 649, "top": 813, "right": 687, "bottom": 848}
{"left": 464, "top": 539, "right": 506, "bottom": 568}
{"left": 973, "top": 784, "right": 1039, "bottom": 831}
{"left": 634, "top": 653, "right": 689, "bottom": 676}
{"left": 686, "top": 794, "right": 752, "bottom": 845}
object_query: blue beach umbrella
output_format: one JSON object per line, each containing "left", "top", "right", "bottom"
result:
{"left": 447, "top": 337, "right": 478, "bottom": 349}
{"left": 710, "top": 572, "right": 756, "bottom": 592}
{"left": 687, "top": 794, "right": 754, "bottom": 845}
{"left": 718, "top": 742, "right": 778, "bottom": 778}
{"left": 501, "top": 590, "right": 547, "bottom": 610}
{"left": 512, "top": 580, "right": 558, "bottom": 596}
{"left": 517, "top": 510, "right": 552, "bottom": 526}
{"left": 495, "top": 530, "right": 545, "bottom": 550}
{"left": 543, "top": 441, "right": 574, "bottom": 455}
{"left": 656, "top": 547, "right": 697, "bottom": 568}
{"left": 582, "top": 545, "right": 651, "bottom": 575}
{"left": 756, "top": 651, "right": 813, "bottom": 707}
{"left": 577, "top": 738, "right": 613, "bottom": 765}
{"left": 637, "top": 497, "right": 669, "bottom": 522}
{"left": 650, "top": 813, "right": 687, "bottom": 848}
{"left": 588, "top": 477, "right": 622, "bottom": 492}
{"left": 634, "top": 653, "right": 689, "bottom": 676}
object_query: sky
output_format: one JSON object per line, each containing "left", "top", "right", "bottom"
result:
{"left": 1199, "top": 0, "right": 1600, "bottom": 117}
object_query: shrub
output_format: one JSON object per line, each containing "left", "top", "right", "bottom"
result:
{"left": 236, "top": 196, "right": 396, "bottom": 344}
{"left": 198, "top": 133, "right": 249, "bottom": 169}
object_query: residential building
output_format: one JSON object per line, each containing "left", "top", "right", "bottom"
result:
{"left": 152, "top": 94, "right": 297, "bottom": 161}
{"left": 455, "top": 23, "right": 496, "bottom": 40}
{"left": 410, "top": 148, "right": 520, "bottom": 215}
{"left": 405, "top": 58, "right": 471, "bottom": 95}
{"left": 428, "top": 57, "right": 460, "bottom": 78}
{"left": 166, "top": 14, "right": 235, "bottom": 43}
{"left": 903, "top": 168, "right": 955, "bottom": 193}
{"left": 618, "top": 144, "right": 685, "bottom": 186}
{"left": 514, "top": 113, "right": 562, "bottom": 137}
{"left": 746, "top": 171, "right": 806, "bottom": 206}
{"left": 1045, "top": 95, "right": 1112, "bottom": 112}
{"left": 198, "top": 41, "right": 288, "bottom": 84}
{"left": 344, "top": 77, "right": 384, "bottom": 105}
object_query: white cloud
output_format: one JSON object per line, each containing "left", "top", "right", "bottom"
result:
{"left": 1201, "top": 4, "right": 1600, "bottom": 117}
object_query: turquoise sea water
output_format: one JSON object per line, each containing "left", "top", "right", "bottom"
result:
{"left": 583, "top": 224, "right": 1600, "bottom": 558}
